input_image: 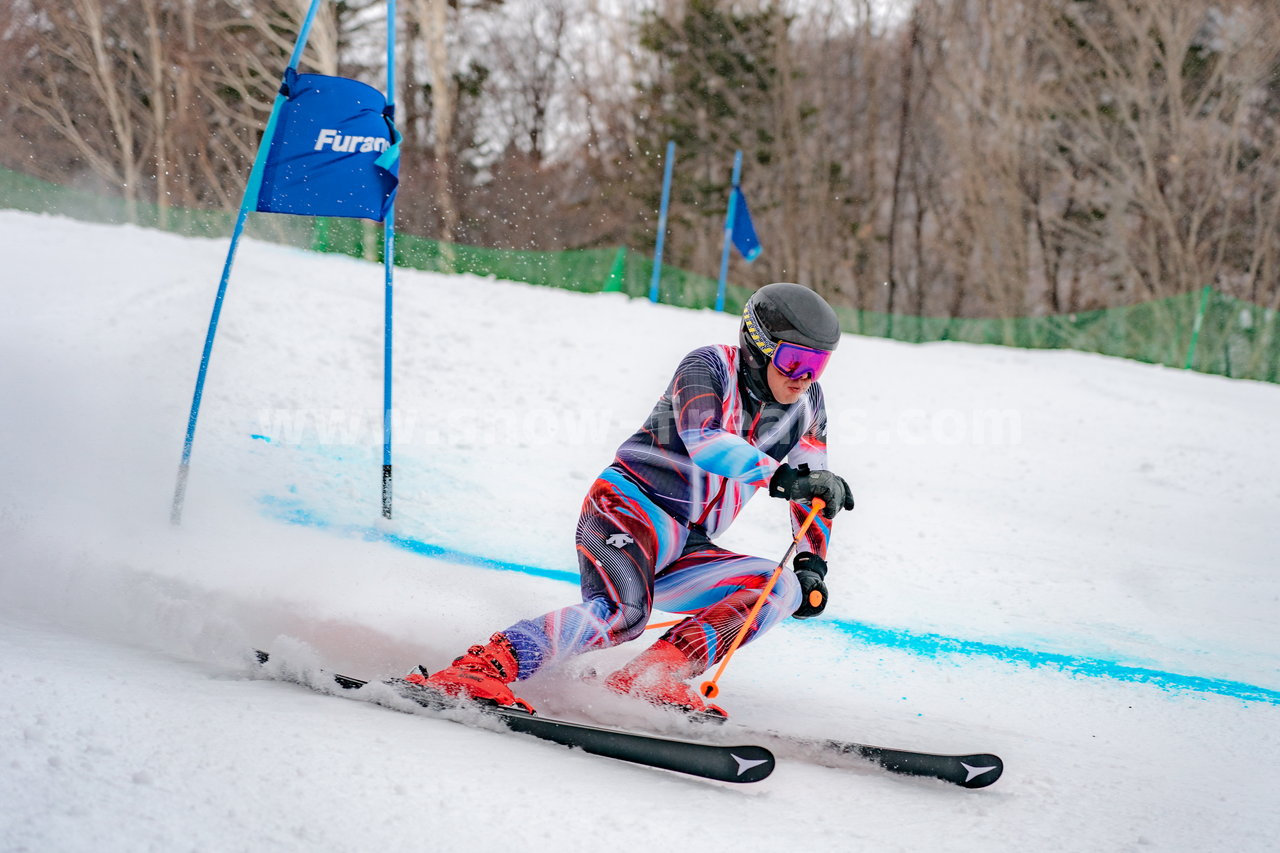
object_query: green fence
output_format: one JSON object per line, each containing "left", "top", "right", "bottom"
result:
{"left": 839, "top": 288, "right": 1279, "bottom": 383}
{"left": 2, "top": 166, "right": 1276, "bottom": 383}
{"left": 308, "top": 217, "right": 752, "bottom": 310}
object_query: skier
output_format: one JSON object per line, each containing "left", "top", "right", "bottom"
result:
{"left": 406, "top": 283, "right": 855, "bottom": 717}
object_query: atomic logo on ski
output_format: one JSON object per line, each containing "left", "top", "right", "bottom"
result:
{"left": 961, "top": 761, "right": 1000, "bottom": 783}
{"left": 731, "top": 753, "right": 770, "bottom": 777}
{"left": 605, "top": 533, "right": 634, "bottom": 548}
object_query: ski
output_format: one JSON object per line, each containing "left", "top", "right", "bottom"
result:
{"left": 756, "top": 730, "right": 1002, "bottom": 788}
{"left": 252, "top": 651, "right": 773, "bottom": 784}
{"left": 252, "top": 651, "right": 1000, "bottom": 788}
{"left": 645, "top": 711, "right": 1001, "bottom": 788}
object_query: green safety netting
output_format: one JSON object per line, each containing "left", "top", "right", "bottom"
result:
{"left": 309, "top": 218, "right": 753, "bottom": 309}
{"left": 840, "top": 290, "right": 1279, "bottom": 383}
{"left": 3, "top": 166, "right": 1276, "bottom": 383}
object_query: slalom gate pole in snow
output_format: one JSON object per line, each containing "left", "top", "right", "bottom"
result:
{"left": 699, "top": 498, "right": 826, "bottom": 700}
{"left": 649, "top": 140, "right": 675, "bottom": 304}
{"left": 170, "top": 0, "right": 400, "bottom": 524}
{"left": 714, "top": 151, "right": 743, "bottom": 313}
{"left": 381, "top": 0, "right": 398, "bottom": 519}
{"left": 169, "top": 0, "right": 325, "bottom": 526}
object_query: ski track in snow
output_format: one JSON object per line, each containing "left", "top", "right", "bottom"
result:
{"left": 1, "top": 211, "right": 1279, "bottom": 852}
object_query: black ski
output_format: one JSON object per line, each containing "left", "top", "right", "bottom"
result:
{"left": 791, "top": 733, "right": 1001, "bottom": 788}
{"left": 252, "top": 651, "right": 773, "bottom": 784}
{"left": 700, "top": 723, "right": 1002, "bottom": 788}
{"left": 635, "top": 708, "right": 1001, "bottom": 788}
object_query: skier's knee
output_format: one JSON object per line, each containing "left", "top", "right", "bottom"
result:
{"left": 613, "top": 602, "right": 652, "bottom": 643}
{"left": 584, "top": 596, "right": 651, "bottom": 645}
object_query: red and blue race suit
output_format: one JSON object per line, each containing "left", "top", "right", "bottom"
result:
{"left": 502, "top": 344, "right": 840, "bottom": 679}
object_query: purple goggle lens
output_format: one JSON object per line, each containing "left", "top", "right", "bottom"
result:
{"left": 771, "top": 341, "right": 832, "bottom": 381}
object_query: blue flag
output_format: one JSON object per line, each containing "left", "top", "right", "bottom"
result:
{"left": 731, "top": 187, "right": 761, "bottom": 262}
{"left": 255, "top": 70, "right": 400, "bottom": 222}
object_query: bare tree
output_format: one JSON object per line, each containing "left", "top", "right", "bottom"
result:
{"left": 409, "top": 0, "right": 460, "bottom": 259}
{"left": 884, "top": 7, "right": 922, "bottom": 317}
{"left": 481, "top": 0, "right": 572, "bottom": 167}
{"left": 778, "top": 0, "right": 893, "bottom": 312}
{"left": 12, "top": 0, "right": 156, "bottom": 221}
{"left": 1037, "top": 0, "right": 1280, "bottom": 303}
{"left": 919, "top": 0, "right": 1044, "bottom": 319}
{"left": 890, "top": 0, "right": 1280, "bottom": 323}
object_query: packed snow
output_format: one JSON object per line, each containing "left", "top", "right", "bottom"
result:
{"left": 1, "top": 210, "right": 1277, "bottom": 851}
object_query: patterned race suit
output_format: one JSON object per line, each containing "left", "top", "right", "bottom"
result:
{"left": 502, "top": 344, "right": 840, "bottom": 680}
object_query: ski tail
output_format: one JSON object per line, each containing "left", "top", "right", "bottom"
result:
{"left": 839, "top": 743, "right": 1003, "bottom": 788}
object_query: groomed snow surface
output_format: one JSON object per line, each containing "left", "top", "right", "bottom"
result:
{"left": 1, "top": 211, "right": 1277, "bottom": 852}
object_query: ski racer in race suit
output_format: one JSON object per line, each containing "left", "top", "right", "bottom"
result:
{"left": 408, "top": 283, "right": 856, "bottom": 716}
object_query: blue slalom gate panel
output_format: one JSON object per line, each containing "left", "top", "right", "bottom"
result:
{"left": 256, "top": 70, "right": 400, "bottom": 222}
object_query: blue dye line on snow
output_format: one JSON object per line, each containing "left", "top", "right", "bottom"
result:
{"left": 377, "top": 531, "right": 579, "bottom": 585}
{"left": 260, "top": 495, "right": 1280, "bottom": 707}
{"left": 261, "top": 494, "right": 578, "bottom": 585}
{"left": 821, "top": 621, "right": 1280, "bottom": 706}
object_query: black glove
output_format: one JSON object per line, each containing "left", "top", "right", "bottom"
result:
{"left": 769, "top": 463, "right": 855, "bottom": 519}
{"left": 792, "top": 552, "right": 828, "bottom": 619}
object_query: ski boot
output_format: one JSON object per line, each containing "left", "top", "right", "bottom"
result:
{"left": 402, "top": 633, "right": 535, "bottom": 713}
{"left": 604, "top": 639, "right": 727, "bottom": 720}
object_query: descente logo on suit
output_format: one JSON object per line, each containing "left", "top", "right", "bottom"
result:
{"left": 313, "top": 129, "right": 389, "bottom": 153}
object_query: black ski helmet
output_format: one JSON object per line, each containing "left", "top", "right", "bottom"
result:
{"left": 738, "top": 283, "right": 841, "bottom": 402}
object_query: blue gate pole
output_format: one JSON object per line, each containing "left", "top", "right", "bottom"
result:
{"left": 649, "top": 140, "right": 676, "bottom": 303}
{"left": 170, "top": 0, "right": 324, "bottom": 525}
{"left": 381, "top": 0, "right": 398, "bottom": 520}
{"left": 715, "top": 150, "right": 743, "bottom": 313}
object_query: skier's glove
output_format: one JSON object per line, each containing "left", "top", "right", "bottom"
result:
{"left": 769, "top": 463, "right": 855, "bottom": 519}
{"left": 792, "top": 552, "right": 828, "bottom": 619}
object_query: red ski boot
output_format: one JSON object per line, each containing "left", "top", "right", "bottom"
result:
{"left": 604, "top": 640, "right": 727, "bottom": 719}
{"left": 404, "top": 633, "right": 535, "bottom": 713}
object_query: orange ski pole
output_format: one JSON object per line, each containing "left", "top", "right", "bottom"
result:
{"left": 699, "top": 498, "right": 826, "bottom": 699}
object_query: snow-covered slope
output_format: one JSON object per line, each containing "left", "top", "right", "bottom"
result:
{"left": 1, "top": 211, "right": 1277, "bottom": 851}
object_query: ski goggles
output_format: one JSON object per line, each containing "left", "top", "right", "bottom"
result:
{"left": 768, "top": 341, "right": 832, "bottom": 381}
{"left": 742, "top": 301, "right": 833, "bottom": 381}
